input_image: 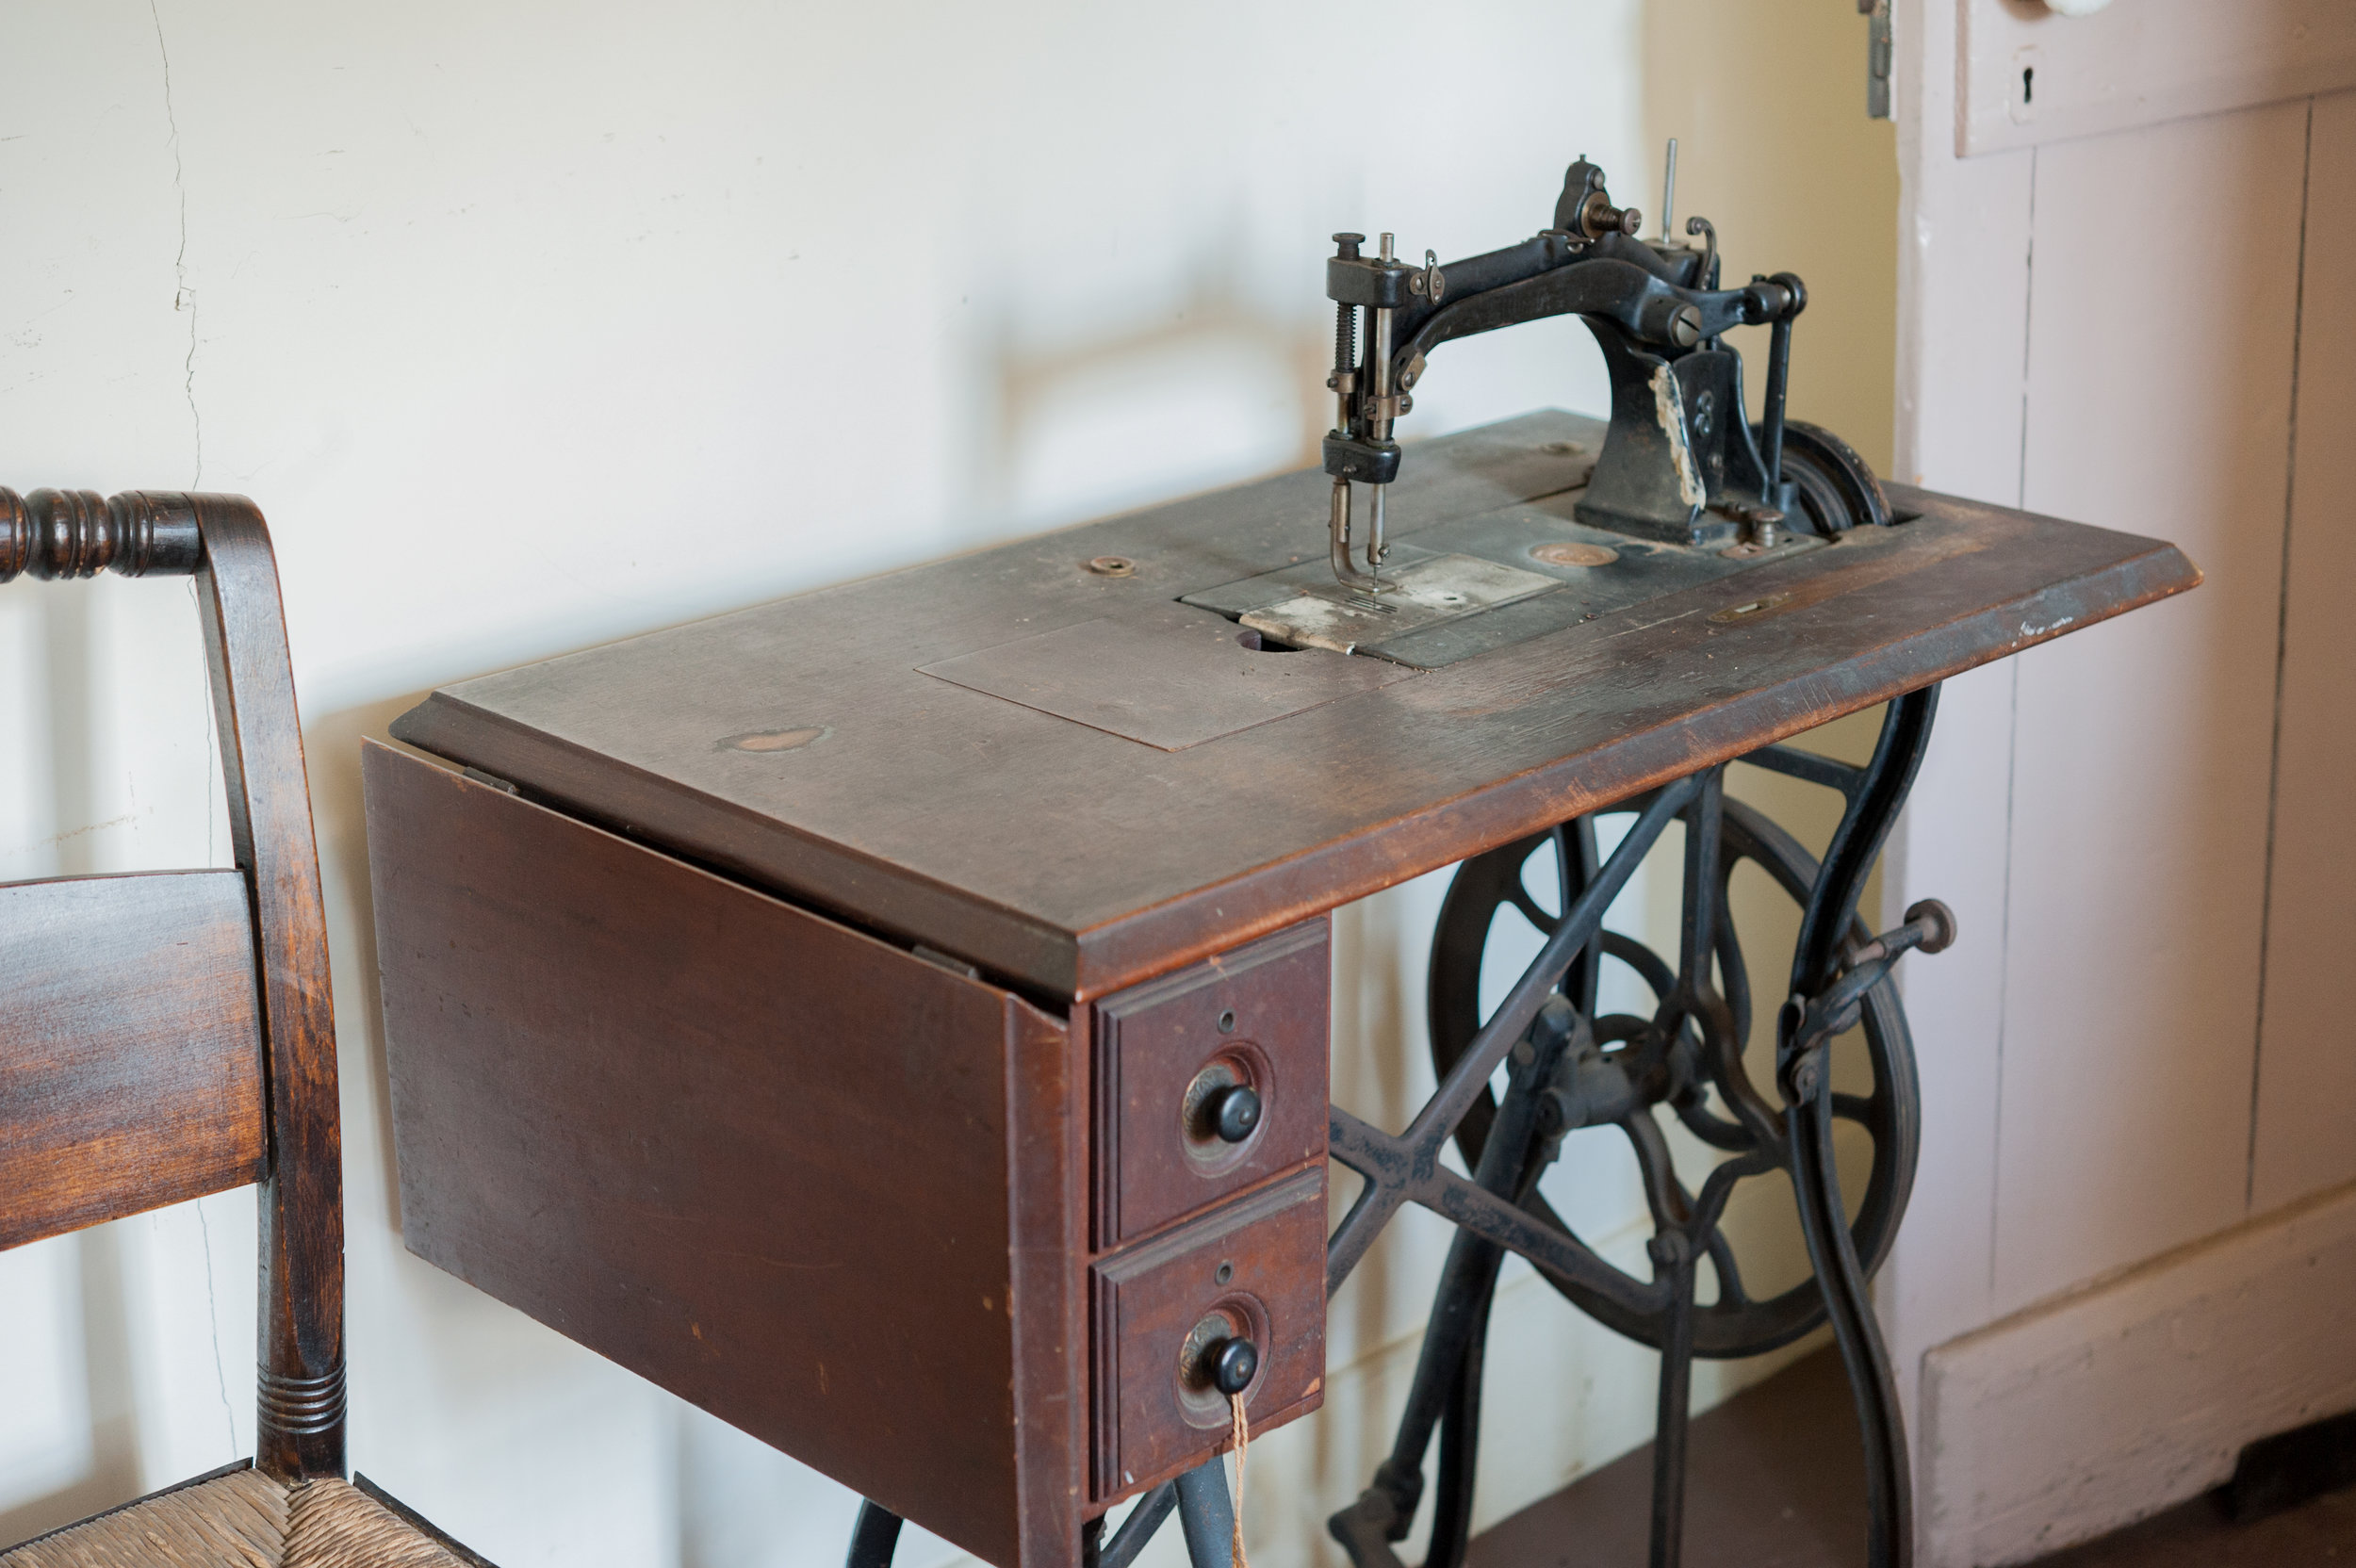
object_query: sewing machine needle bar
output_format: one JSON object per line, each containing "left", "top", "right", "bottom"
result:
{"left": 1661, "top": 137, "right": 1678, "bottom": 241}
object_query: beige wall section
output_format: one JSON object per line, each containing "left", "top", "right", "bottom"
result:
{"left": 1643, "top": 0, "right": 1901, "bottom": 475}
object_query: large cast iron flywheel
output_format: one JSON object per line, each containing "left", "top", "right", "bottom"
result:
{"left": 1423, "top": 795, "right": 1921, "bottom": 1358}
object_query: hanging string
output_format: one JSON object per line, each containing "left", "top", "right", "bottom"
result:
{"left": 1229, "top": 1391, "right": 1250, "bottom": 1568}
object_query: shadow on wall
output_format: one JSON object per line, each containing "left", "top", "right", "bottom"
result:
{"left": 978, "top": 268, "right": 1334, "bottom": 534}
{"left": 0, "top": 1228, "right": 144, "bottom": 1549}
{"left": 0, "top": 593, "right": 172, "bottom": 1543}
{"left": 300, "top": 695, "right": 426, "bottom": 1248}
{"left": 41, "top": 594, "right": 98, "bottom": 880}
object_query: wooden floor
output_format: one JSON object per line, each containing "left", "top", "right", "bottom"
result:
{"left": 1468, "top": 1349, "right": 2356, "bottom": 1567}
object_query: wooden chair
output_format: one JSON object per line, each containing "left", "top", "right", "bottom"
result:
{"left": 0, "top": 489, "right": 495, "bottom": 1567}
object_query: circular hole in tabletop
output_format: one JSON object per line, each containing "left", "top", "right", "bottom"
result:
{"left": 1084, "top": 554, "right": 1137, "bottom": 577}
{"left": 1531, "top": 540, "right": 1619, "bottom": 568}
{"left": 719, "top": 725, "right": 831, "bottom": 754}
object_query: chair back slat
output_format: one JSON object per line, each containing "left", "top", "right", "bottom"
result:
{"left": 0, "top": 869, "right": 267, "bottom": 1250}
{"left": 3, "top": 487, "right": 344, "bottom": 1481}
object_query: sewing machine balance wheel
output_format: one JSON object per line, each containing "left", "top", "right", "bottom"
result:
{"left": 1771, "top": 418, "right": 1894, "bottom": 535}
{"left": 1423, "top": 796, "right": 1922, "bottom": 1358}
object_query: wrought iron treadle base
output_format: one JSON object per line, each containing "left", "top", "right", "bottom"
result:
{"left": 1320, "top": 686, "right": 1942, "bottom": 1568}
{"left": 851, "top": 689, "right": 1946, "bottom": 1568}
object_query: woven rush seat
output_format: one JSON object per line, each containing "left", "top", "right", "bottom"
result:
{"left": 0, "top": 1469, "right": 475, "bottom": 1568}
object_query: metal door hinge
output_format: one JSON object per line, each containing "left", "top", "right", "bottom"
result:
{"left": 1861, "top": 0, "right": 1893, "bottom": 121}
{"left": 911, "top": 943, "right": 982, "bottom": 981}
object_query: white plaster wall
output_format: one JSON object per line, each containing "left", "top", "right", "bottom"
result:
{"left": 0, "top": 5, "right": 1739, "bottom": 1565}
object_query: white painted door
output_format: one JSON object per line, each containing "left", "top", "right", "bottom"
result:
{"left": 1885, "top": 2, "right": 2356, "bottom": 1561}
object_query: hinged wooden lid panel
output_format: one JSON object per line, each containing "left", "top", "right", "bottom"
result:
{"left": 363, "top": 740, "right": 1078, "bottom": 1567}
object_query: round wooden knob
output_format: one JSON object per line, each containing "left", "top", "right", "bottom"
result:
{"left": 1208, "top": 1084, "right": 1261, "bottom": 1144}
{"left": 1211, "top": 1336, "right": 1258, "bottom": 1396}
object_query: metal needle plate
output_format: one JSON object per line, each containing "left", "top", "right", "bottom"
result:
{"left": 1236, "top": 552, "right": 1561, "bottom": 656}
{"left": 1184, "top": 491, "right": 1825, "bottom": 669}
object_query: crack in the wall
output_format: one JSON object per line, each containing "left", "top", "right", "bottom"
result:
{"left": 193, "top": 1200, "right": 238, "bottom": 1455}
{"left": 149, "top": 0, "right": 233, "bottom": 1454}
{"left": 149, "top": 0, "right": 200, "bottom": 484}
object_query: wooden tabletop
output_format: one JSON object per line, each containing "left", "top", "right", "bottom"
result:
{"left": 390, "top": 411, "right": 2197, "bottom": 1000}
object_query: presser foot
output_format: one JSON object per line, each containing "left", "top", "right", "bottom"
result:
{"left": 1328, "top": 477, "right": 1392, "bottom": 594}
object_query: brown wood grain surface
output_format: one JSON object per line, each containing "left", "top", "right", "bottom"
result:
{"left": 1094, "top": 921, "right": 1331, "bottom": 1248}
{"left": 0, "top": 870, "right": 265, "bottom": 1249}
{"left": 1089, "top": 1167, "right": 1328, "bottom": 1503}
{"left": 390, "top": 412, "right": 2199, "bottom": 1000}
{"left": 364, "top": 742, "right": 1073, "bottom": 1568}
{"left": 188, "top": 495, "right": 346, "bottom": 1480}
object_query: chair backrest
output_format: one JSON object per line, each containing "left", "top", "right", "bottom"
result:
{"left": 0, "top": 488, "right": 345, "bottom": 1483}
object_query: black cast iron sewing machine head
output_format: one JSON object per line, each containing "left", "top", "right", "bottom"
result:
{"left": 1317, "top": 155, "right": 1890, "bottom": 594}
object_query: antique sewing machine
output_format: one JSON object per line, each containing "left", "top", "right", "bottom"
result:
{"left": 1320, "top": 155, "right": 1829, "bottom": 574}
{"left": 1184, "top": 155, "right": 1892, "bottom": 682}
{"left": 360, "top": 153, "right": 2195, "bottom": 1568}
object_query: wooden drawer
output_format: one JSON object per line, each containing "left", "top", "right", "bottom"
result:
{"left": 1090, "top": 1167, "right": 1326, "bottom": 1502}
{"left": 1092, "top": 921, "right": 1329, "bottom": 1247}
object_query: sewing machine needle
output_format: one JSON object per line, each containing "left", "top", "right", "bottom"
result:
{"left": 1661, "top": 138, "right": 1678, "bottom": 241}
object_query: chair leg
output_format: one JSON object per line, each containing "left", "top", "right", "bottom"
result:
{"left": 845, "top": 1499, "right": 903, "bottom": 1568}
{"left": 1173, "top": 1456, "right": 1236, "bottom": 1568}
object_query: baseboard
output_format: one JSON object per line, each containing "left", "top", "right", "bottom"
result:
{"left": 1919, "top": 1178, "right": 2356, "bottom": 1566}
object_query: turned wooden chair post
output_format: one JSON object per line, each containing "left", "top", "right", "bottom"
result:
{"left": 3, "top": 485, "right": 345, "bottom": 1481}
{"left": 194, "top": 496, "right": 346, "bottom": 1481}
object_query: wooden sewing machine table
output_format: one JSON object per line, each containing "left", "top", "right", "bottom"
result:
{"left": 361, "top": 411, "right": 2194, "bottom": 1568}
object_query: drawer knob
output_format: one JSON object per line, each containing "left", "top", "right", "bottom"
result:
{"left": 1208, "top": 1085, "right": 1262, "bottom": 1143}
{"left": 1211, "top": 1336, "right": 1259, "bottom": 1396}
